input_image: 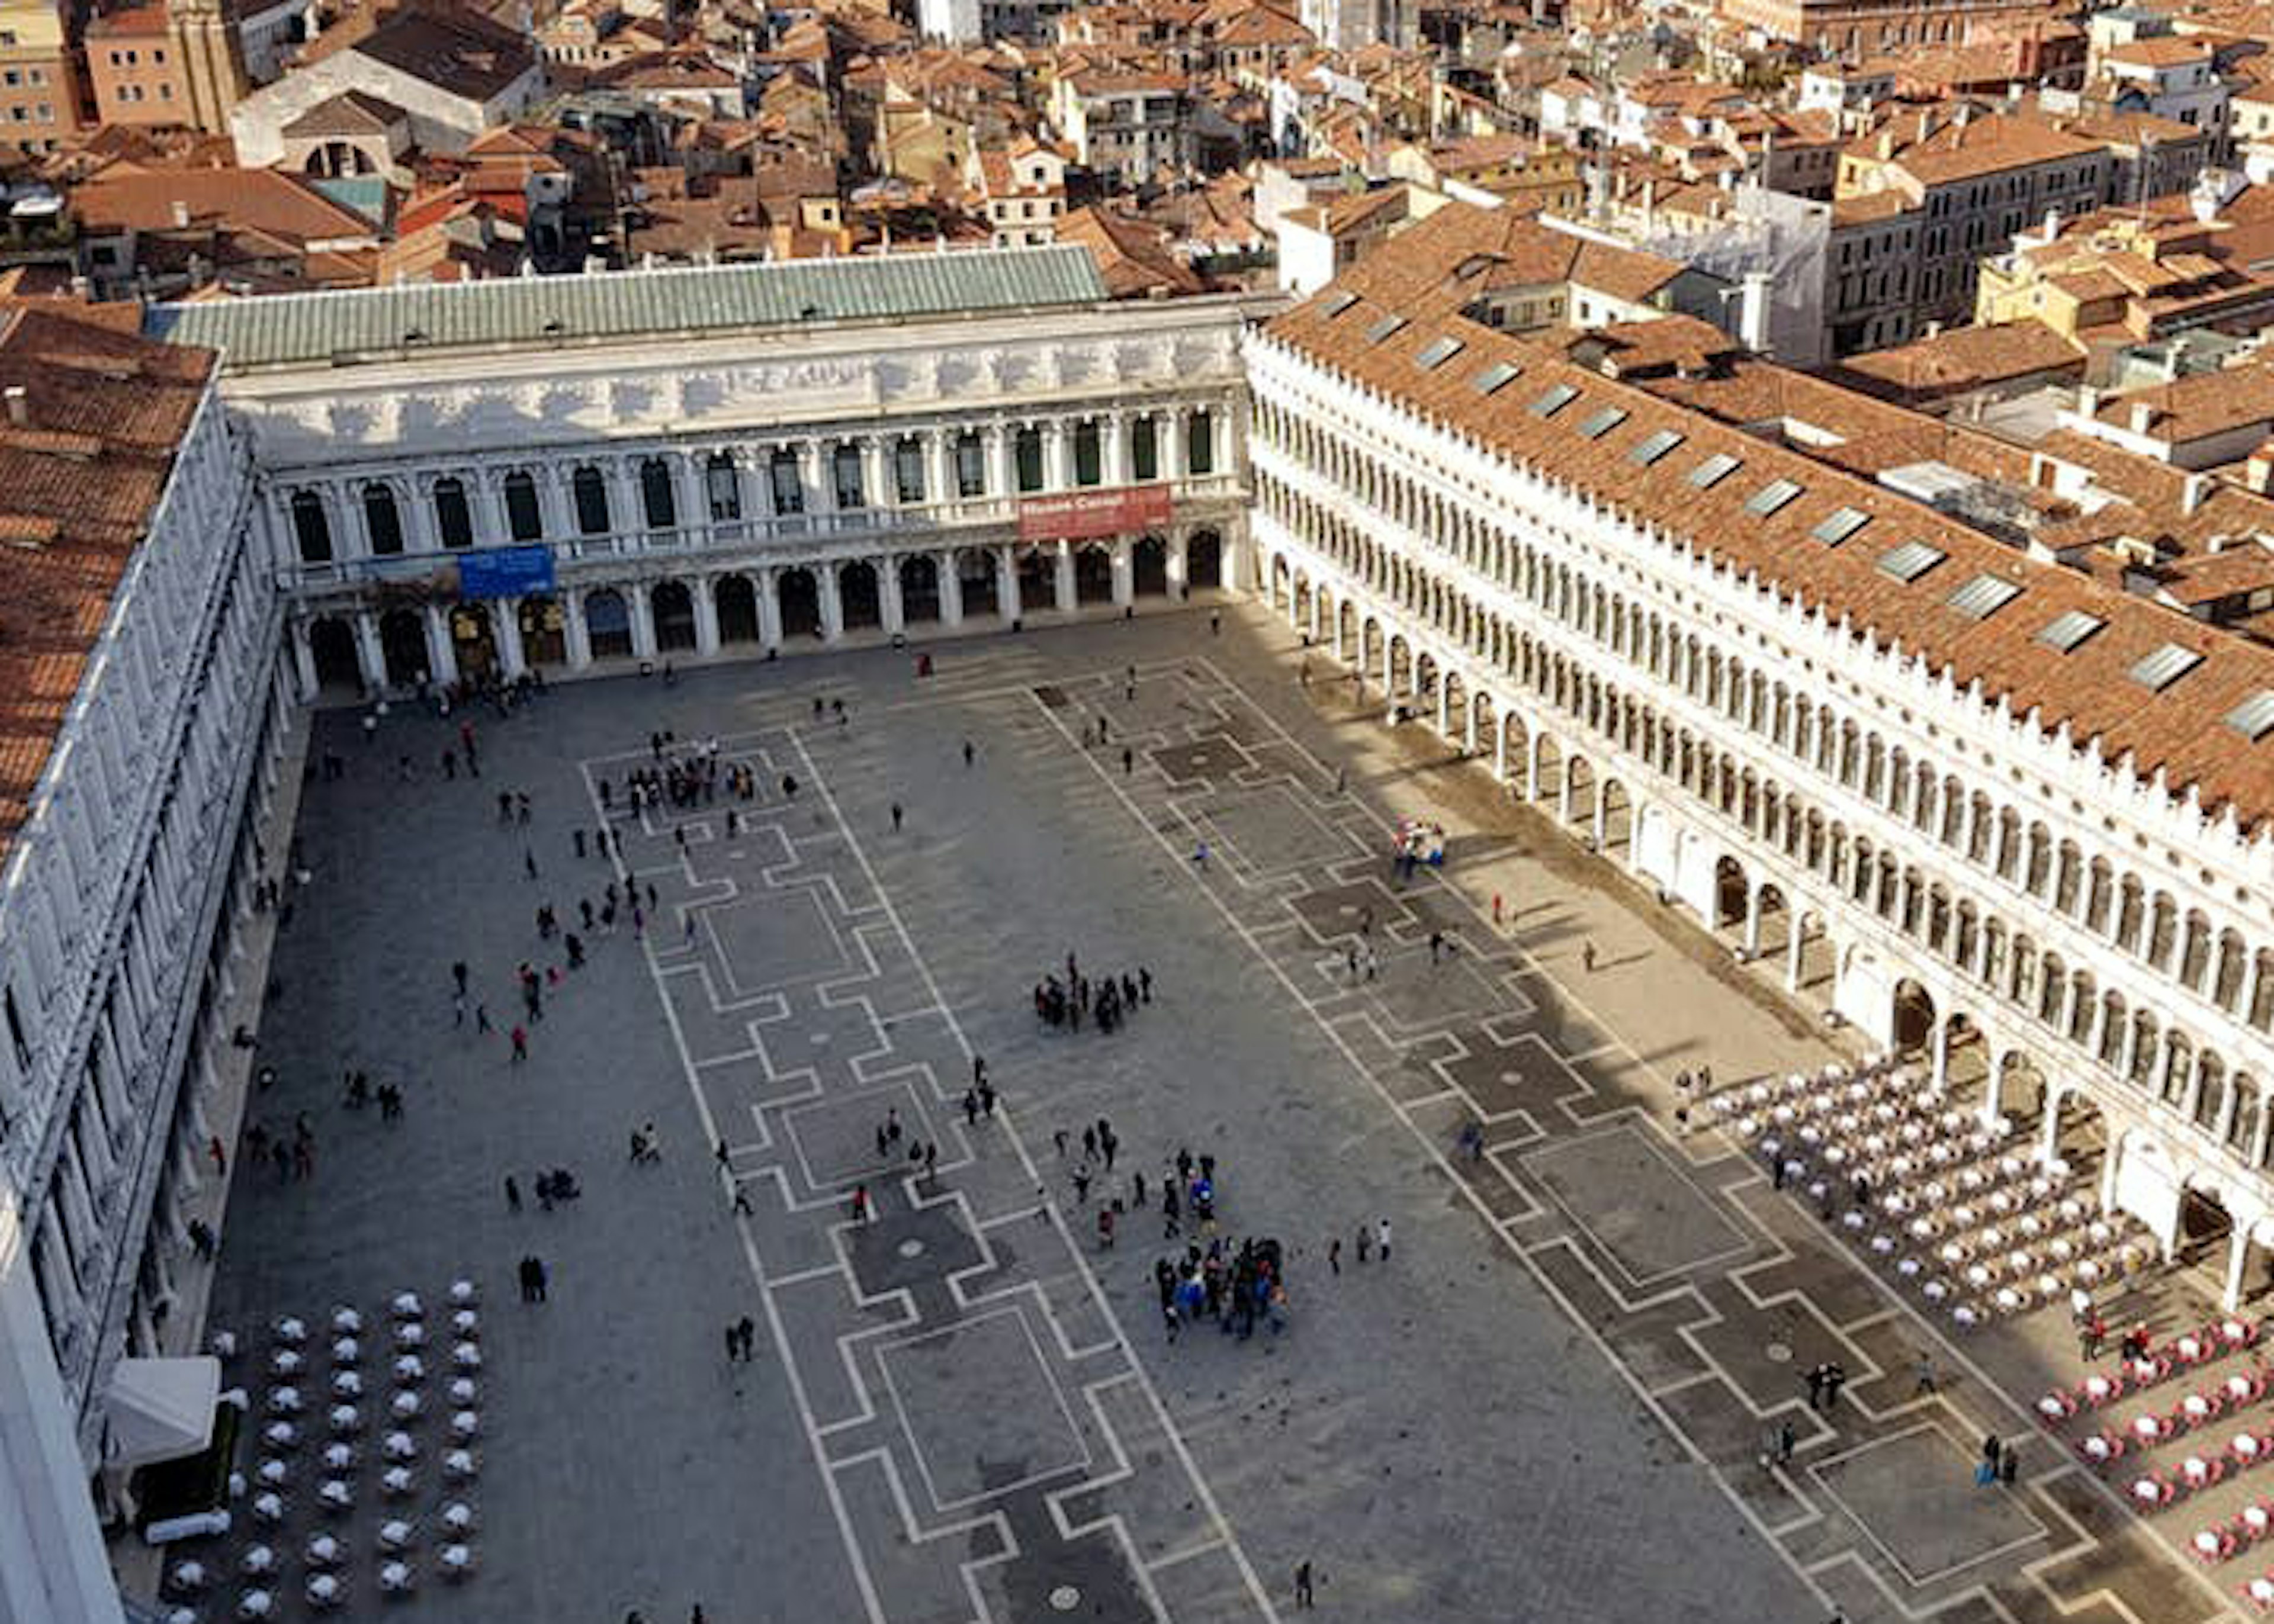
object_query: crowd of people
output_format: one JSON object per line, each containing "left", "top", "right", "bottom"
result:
{"left": 1032, "top": 951, "right": 1155, "bottom": 1034}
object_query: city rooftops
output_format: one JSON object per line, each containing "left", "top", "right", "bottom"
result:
{"left": 146, "top": 245, "right": 1115, "bottom": 368}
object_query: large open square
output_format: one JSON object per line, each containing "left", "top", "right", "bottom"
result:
{"left": 194, "top": 603, "right": 2227, "bottom": 1624}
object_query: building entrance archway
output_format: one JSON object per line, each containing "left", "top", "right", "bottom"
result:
{"left": 715, "top": 575, "right": 760, "bottom": 645}
{"left": 958, "top": 551, "right": 999, "bottom": 619}
{"left": 778, "top": 569, "right": 821, "bottom": 639}
{"left": 519, "top": 596, "right": 566, "bottom": 666}
{"left": 652, "top": 581, "right": 698, "bottom": 652}
{"left": 310, "top": 616, "right": 361, "bottom": 693}
{"left": 1133, "top": 535, "right": 1168, "bottom": 597}
{"left": 839, "top": 562, "right": 882, "bottom": 630}
{"left": 1187, "top": 529, "right": 1223, "bottom": 591}
{"left": 584, "top": 589, "right": 633, "bottom": 660}
{"left": 379, "top": 607, "right": 428, "bottom": 687}
{"left": 899, "top": 555, "right": 940, "bottom": 624}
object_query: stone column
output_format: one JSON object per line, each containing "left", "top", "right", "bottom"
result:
{"left": 564, "top": 591, "right": 593, "bottom": 669}
{"left": 939, "top": 551, "right": 964, "bottom": 627}
{"left": 606, "top": 458, "right": 640, "bottom": 538}
{"left": 1787, "top": 915, "right": 1806, "bottom": 991}
{"left": 673, "top": 451, "right": 706, "bottom": 542}
{"left": 352, "top": 610, "right": 386, "bottom": 689}
{"left": 532, "top": 464, "right": 568, "bottom": 541}
{"left": 758, "top": 570, "right": 784, "bottom": 649}
{"left": 926, "top": 430, "right": 955, "bottom": 509}
{"left": 2180, "top": 1051, "right": 2208, "bottom": 1125}
{"left": 818, "top": 565, "right": 844, "bottom": 642}
{"left": 1161, "top": 409, "right": 1186, "bottom": 483}
{"left": 628, "top": 583, "right": 657, "bottom": 659}
{"left": 290, "top": 619, "right": 319, "bottom": 700}
{"left": 798, "top": 441, "right": 829, "bottom": 517}
{"left": 693, "top": 576, "right": 721, "bottom": 655}
{"left": 422, "top": 604, "right": 458, "bottom": 687}
{"left": 481, "top": 468, "right": 516, "bottom": 543}
{"left": 496, "top": 599, "right": 528, "bottom": 678}
{"left": 1167, "top": 532, "right": 1189, "bottom": 597}
{"left": 1103, "top": 411, "right": 1129, "bottom": 487}
{"left": 1111, "top": 538, "right": 1134, "bottom": 606}
{"left": 404, "top": 477, "right": 440, "bottom": 554}
{"left": 881, "top": 558, "right": 905, "bottom": 635}
{"left": 985, "top": 423, "right": 1013, "bottom": 501}
{"left": 997, "top": 546, "right": 1021, "bottom": 622}
{"left": 1053, "top": 542, "right": 1076, "bottom": 613}
{"left": 860, "top": 437, "right": 889, "bottom": 512}
{"left": 1045, "top": 420, "right": 1074, "bottom": 491}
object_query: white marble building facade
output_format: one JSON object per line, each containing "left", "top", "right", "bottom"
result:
{"left": 1247, "top": 318, "right": 2274, "bottom": 1308}
{"left": 205, "top": 292, "right": 1264, "bottom": 700}
{"left": 0, "top": 361, "right": 287, "bottom": 1624}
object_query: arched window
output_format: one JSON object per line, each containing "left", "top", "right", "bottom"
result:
{"left": 362, "top": 483, "right": 403, "bottom": 555}
{"left": 504, "top": 471, "right": 542, "bottom": 542}
{"left": 572, "top": 465, "right": 610, "bottom": 535}
{"left": 705, "top": 452, "right": 741, "bottom": 522}
{"left": 640, "top": 456, "right": 676, "bottom": 530}
{"left": 291, "top": 490, "right": 332, "bottom": 563}
{"left": 434, "top": 477, "right": 474, "bottom": 548}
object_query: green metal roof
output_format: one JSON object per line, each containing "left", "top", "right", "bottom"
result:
{"left": 145, "top": 246, "right": 1111, "bottom": 368}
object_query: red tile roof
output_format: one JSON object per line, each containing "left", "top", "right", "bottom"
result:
{"left": 0, "top": 308, "right": 213, "bottom": 861}
{"left": 1266, "top": 211, "right": 2274, "bottom": 832}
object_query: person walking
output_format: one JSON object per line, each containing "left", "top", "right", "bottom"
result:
{"left": 1376, "top": 1217, "right": 1392, "bottom": 1260}
{"left": 1327, "top": 1237, "right": 1341, "bottom": 1275}
{"left": 891, "top": 802, "right": 904, "bottom": 834}
{"left": 1581, "top": 939, "right": 1598, "bottom": 973}
{"left": 505, "top": 1176, "right": 521, "bottom": 1212}
{"left": 510, "top": 1024, "right": 528, "bottom": 1063}
{"left": 1293, "top": 1562, "right": 1315, "bottom": 1608}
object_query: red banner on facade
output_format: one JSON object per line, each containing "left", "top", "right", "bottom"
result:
{"left": 1016, "top": 483, "right": 1173, "bottom": 542}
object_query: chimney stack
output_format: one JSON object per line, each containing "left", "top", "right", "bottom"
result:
{"left": 2129, "top": 401, "right": 2157, "bottom": 435}
{"left": 171, "top": 199, "right": 190, "bottom": 229}
{"left": 4, "top": 386, "right": 27, "bottom": 426}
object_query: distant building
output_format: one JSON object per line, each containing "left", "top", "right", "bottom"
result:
{"left": 230, "top": 4, "right": 543, "bottom": 168}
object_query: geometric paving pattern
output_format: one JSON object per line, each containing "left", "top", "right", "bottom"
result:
{"left": 581, "top": 716, "right": 1277, "bottom": 1624}
{"left": 1001, "top": 653, "right": 2233, "bottom": 1624}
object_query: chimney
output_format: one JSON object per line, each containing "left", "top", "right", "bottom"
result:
{"left": 2079, "top": 384, "right": 2100, "bottom": 417}
{"left": 1876, "top": 128, "right": 1894, "bottom": 160}
{"left": 3, "top": 386, "right": 25, "bottom": 426}
{"left": 2129, "top": 401, "right": 2157, "bottom": 435}
{"left": 2183, "top": 471, "right": 2212, "bottom": 514}
{"left": 171, "top": 199, "right": 190, "bottom": 229}
{"left": 2247, "top": 452, "right": 2274, "bottom": 494}
{"left": 1954, "top": 102, "right": 1974, "bottom": 130}
{"left": 1915, "top": 108, "right": 1934, "bottom": 144}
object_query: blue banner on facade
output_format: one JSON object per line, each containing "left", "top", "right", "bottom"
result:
{"left": 457, "top": 545, "right": 556, "bottom": 599}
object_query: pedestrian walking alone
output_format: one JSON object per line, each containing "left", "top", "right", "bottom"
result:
{"left": 1294, "top": 1562, "right": 1315, "bottom": 1609}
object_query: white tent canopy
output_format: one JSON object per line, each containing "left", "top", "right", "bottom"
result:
{"left": 105, "top": 1356, "right": 221, "bottom": 1468}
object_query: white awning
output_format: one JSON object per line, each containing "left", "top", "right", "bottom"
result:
{"left": 105, "top": 1356, "right": 221, "bottom": 1468}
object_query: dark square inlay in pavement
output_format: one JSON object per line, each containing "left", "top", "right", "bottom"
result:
{"left": 1522, "top": 1123, "right": 1751, "bottom": 1287}
{"left": 878, "top": 1307, "right": 1090, "bottom": 1511}
{"left": 1812, "top": 1427, "right": 2047, "bottom": 1584}
{"left": 1149, "top": 732, "right": 1250, "bottom": 786}
{"left": 712, "top": 886, "right": 853, "bottom": 997}
{"left": 1284, "top": 879, "right": 1408, "bottom": 944}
